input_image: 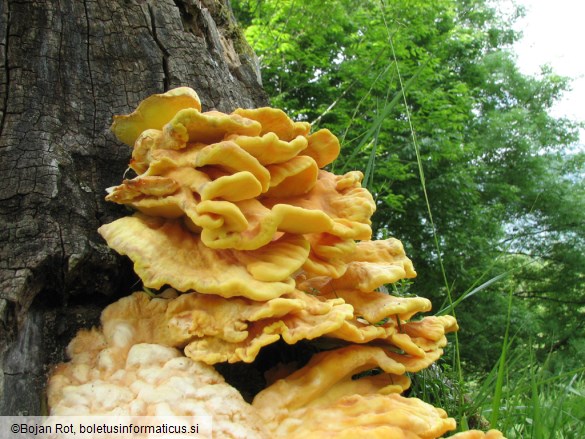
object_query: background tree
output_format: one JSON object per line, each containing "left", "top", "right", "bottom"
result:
{"left": 0, "top": 0, "right": 267, "bottom": 415}
{"left": 233, "top": 0, "right": 584, "bottom": 372}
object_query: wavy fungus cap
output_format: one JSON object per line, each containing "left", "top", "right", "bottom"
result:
{"left": 98, "top": 216, "right": 300, "bottom": 300}
{"left": 252, "top": 346, "right": 458, "bottom": 438}
{"left": 111, "top": 87, "right": 202, "bottom": 146}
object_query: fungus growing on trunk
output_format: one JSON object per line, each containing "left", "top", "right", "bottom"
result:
{"left": 47, "top": 87, "right": 505, "bottom": 438}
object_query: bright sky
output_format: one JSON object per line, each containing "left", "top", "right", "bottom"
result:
{"left": 510, "top": 0, "right": 584, "bottom": 145}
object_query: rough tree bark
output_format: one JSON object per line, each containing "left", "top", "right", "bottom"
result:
{"left": 0, "top": 0, "right": 267, "bottom": 415}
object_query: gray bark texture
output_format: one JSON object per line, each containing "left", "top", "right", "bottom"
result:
{"left": 0, "top": 0, "right": 267, "bottom": 415}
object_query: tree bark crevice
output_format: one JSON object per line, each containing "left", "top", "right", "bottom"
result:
{"left": 82, "top": 0, "right": 98, "bottom": 137}
{"left": 0, "top": 0, "right": 10, "bottom": 142}
{"left": 147, "top": 3, "right": 171, "bottom": 92}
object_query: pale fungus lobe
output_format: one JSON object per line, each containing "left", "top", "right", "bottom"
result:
{"left": 47, "top": 87, "right": 506, "bottom": 438}
{"left": 47, "top": 315, "right": 271, "bottom": 439}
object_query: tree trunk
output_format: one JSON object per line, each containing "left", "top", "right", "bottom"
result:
{"left": 0, "top": 0, "right": 267, "bottom": 415}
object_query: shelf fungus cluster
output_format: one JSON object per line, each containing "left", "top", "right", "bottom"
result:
{"left": 47, "top": 88, "right": 505, "bottom": 438}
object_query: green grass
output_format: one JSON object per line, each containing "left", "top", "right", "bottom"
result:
{"left": 471, "top": 348, "right": 585, "bottom": 437}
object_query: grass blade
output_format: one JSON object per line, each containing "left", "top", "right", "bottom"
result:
{"left": 490, "top": 288, "right": 514, "bottom": 428}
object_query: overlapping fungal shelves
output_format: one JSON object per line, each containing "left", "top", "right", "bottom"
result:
{"left": 47, "top": 88, "right": 505, "bottom": 439}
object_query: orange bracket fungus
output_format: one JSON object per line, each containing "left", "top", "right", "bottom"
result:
{"left": 47, "top": 87, "right": 506, "bottom": 438}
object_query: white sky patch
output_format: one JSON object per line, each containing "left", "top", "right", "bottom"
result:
{"left": 510, "top": 0, "right": 585, "bottom": 145}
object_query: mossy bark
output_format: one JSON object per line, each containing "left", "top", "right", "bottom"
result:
{"left": 0, "top": 0, "right": 267, "bottom": 414}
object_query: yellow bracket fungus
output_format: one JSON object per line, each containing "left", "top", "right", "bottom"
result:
{"left": 48, "top": 87, "right": 506, "bottom": 439}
